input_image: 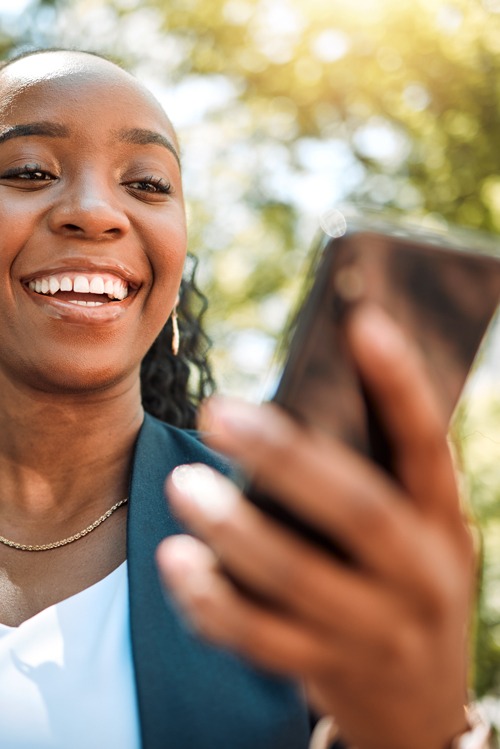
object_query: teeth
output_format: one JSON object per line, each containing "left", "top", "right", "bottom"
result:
{"left": 28, "top": 273, "right": 130, "bottom": 301}
{"left": 68, "top": 300, "right": 105, "bottom": 307}
{"left": 113, "top": 281, "right": 128, "bottom": 300}
{"left": 74, "top": 276, "right": 90, "bottom": 293}
{"left": 49, "top": 277, "right": 59, "bottom": 295}
{"left": 89, "top": 277, "right": 105, "bottom": 294}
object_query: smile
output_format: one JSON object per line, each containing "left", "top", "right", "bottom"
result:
{"left": 27, "top": 272, "right": 129, "bottom": 306}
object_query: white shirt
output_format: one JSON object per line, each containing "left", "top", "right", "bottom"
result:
{"left": 0, "top": 561, "right": 141, "bottom": 749}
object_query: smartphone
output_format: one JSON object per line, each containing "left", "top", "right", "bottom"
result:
{"left": 245, "top": 210, "right": 500, "bottom": 557}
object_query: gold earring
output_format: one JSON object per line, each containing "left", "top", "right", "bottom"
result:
{"left": 171, "top": 296, "right": 180, "bottom": 356}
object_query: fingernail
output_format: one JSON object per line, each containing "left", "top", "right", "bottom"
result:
{"left": 171, "top": 464, "right": 238, "bottom": 521}
{"left": 352, "top": 306, "right": 407, "bottom": 357}
{"left": 157, "top": 538, "right": 205, "bottom": 633}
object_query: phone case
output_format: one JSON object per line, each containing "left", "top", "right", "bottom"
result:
{"left": 246, "top": 217, "right": 500, "bottom": 555}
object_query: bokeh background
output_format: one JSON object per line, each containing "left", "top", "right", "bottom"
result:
{"left": 2, "top": 0, "right": 500, "bottom": 705}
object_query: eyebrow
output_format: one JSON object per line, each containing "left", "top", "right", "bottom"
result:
{"left": 117, "top": 128, "right": 181, "bottom": 167}
{"left": 0, "top": 122, "right": 182, "bottom": 167}
{"left": 0, "top": 122, "right": 69, "bottom": 145}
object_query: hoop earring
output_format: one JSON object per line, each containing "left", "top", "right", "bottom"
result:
{"left": 171, "top": 297, "right": 180, "bottom": 356}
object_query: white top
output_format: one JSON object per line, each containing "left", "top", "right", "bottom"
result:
{"left": 0, "top": 561, "right": 141, "bottom": 749}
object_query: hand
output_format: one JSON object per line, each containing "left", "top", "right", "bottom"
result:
{"left": 156, "top": 305, "right": 474, "bottom": 749}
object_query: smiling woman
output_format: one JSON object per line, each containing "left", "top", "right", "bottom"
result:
{"left": 0, "top": 49, "right": 211, "bottom": 426}
{"left": 0, "top": 48, "right": 311, "bottom": 749}
{"left": 0, "top": 46, "right": 485, "bottom": 749}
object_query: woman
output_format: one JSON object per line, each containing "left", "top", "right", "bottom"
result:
{"left": 0, "top": 47, "right": 310, "bottom": 748}
{"left": 0, "top": 47, "right": 481, "bottom": 749}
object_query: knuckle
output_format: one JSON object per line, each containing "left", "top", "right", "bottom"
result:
{"left": 262, "top": 429, "right": 299, "bottom": 468}
{"left": 373, "top": 619, "right": 421, "bottom": 668}
{"left": 421, "top": 423, "right": 446, "bottom": 454}
{"left": 403, "top": 419, "right": 445, "bottom": 462}
{"left": 209, "top": 512, "right": 235, "bottom": 539}
{"left": 281, "top": 641, "right": 328, "bottom": 677}
{"left": 189, "top": 579, "right": 218, "bottom": 616}
{"left": 414, "top": 550, "right": 467, "bottom": 623}
{"left": 255, "top": 408, "right": 305, "bottom": 469}
{"left": 346, "top": 494, "right": 394, "bottom": 544}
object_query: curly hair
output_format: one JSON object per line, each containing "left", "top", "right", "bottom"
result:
{"left": 141, "top": 254, "right": 215, "bottom": 428}
{"left": 0, "top": 46, "right": 216, "bottom": 429}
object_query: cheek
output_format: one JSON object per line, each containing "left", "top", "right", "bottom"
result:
{"left": 0, "top": 199, "right": 38, "bottom": 250}
{"left": 143, "top": 214, "right": 188, "bottom": 322}
{"left": 156, "top": 211, "right": 187, "bottom": 276}
{"left": 0, "top": 212, "right": 37, "bottom": 297}
{"left": 0, "top": 198, "right": 50, "bottom": 288}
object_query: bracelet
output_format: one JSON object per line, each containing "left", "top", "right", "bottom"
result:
{"left": 309, "top": 716, "right": 339, "bottom": 749}
{"left": 451, "top": 705, "right": 492, "bottom": 749}
{"left": 309, "top": 705, "right": 493, "bottom": 749}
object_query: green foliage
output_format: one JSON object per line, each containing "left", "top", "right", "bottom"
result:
{"left": 4, "top": 0, "right": 500, "bottom": 697}
{"left": 455, "top": 393, "right": 500, "bottom": 696}
{"left": 9, "top": 0, "right": 500, "bottom": 363}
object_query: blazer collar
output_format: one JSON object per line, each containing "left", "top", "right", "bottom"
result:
{"left": 127, "top": 413, "right": 310, "bottom": 749}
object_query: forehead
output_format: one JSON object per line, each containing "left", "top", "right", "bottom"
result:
{"left": 0, "top": 52, "right": 176, "bottom": 140}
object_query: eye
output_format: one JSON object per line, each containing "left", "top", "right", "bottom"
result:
{"left": 0, "top": 163, "right": 56, "bottom": 188}
{"left": 125, "top": 175, "right": 173, "bottom": 197}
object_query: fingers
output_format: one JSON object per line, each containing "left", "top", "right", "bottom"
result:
{"left": 165, "top": 466, "right": 402, "bottom": 634}
{"left": 345, "top": 305, "right": 461, "bottom": 524}
{"left": 158, "top": 532, "right": 428, "bottom": 682}
{"left": 200, "top": 395, "right": 404, "bottom": 552}
{"left": 163, "top": 464, "right": 464, "bottom": 627}
{"left": 200, "top": 303, "right": 466, "bottom": 538}
{"left": 196, "top": 398, "right": 467, "bottom": 592}
{"left": 157, "top": 533, "right": 335, "bottom": 676}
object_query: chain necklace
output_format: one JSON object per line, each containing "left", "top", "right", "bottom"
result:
{"left": 0, "top": 497, "right": 128, "bottom": 552}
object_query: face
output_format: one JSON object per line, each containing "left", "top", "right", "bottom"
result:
{"left": 0, "top": 51, "right": 187, "bottom": 396}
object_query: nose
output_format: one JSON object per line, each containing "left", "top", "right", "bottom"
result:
{"left": 47, "top": 174, "right": 130, "bottom": 240}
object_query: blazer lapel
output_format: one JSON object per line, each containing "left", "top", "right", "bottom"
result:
{"left": 127, "top": 414, "right": 310, "bottom": 749}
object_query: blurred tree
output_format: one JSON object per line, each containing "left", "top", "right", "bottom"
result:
{"left": 3, "top": 0, "right": 500, "bottom": 696}
{"left": 7, "top": 0, "right": 500, "bottom": 355}
{"left": 454, "top": 394, "right": 500, "bottom": 700}
{"left": 0, "top": 0, "right": 62, "bottom": 56}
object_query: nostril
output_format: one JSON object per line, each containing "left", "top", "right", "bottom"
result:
{"left": 61, "top": 224, "right": 122, "bottom": 236}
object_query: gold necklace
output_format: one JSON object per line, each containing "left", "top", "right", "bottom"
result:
{"left": 0, "top": 497, "right": 128, "bottom": 552}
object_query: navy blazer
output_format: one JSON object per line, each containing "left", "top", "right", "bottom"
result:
{"left": 127, "top": 413, "right": 311, "bottom": 749}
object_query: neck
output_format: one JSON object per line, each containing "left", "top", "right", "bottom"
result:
{"left": 0, "top": 372, "right": 144, "bottom": 524}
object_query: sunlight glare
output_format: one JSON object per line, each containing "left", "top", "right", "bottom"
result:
{"left": 0, "top": 0, "right": 31, "bottom": 14}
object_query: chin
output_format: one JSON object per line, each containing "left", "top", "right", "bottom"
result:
{"left": 7, "top": 354, "right": 141, "bottom": 400}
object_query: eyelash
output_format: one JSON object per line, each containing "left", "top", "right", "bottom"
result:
{"left": 1, "top": 164, "right": 53, "bottom": 181}
{"left": 0, "top": 166, "right": 173, "bottom": 196}
{"left": 126, "top": 176, "right": 173, "bottom": 195}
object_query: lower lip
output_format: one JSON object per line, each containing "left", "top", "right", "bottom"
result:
{"left": 25, "top": 288, "right": 135, "bottom": 324}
